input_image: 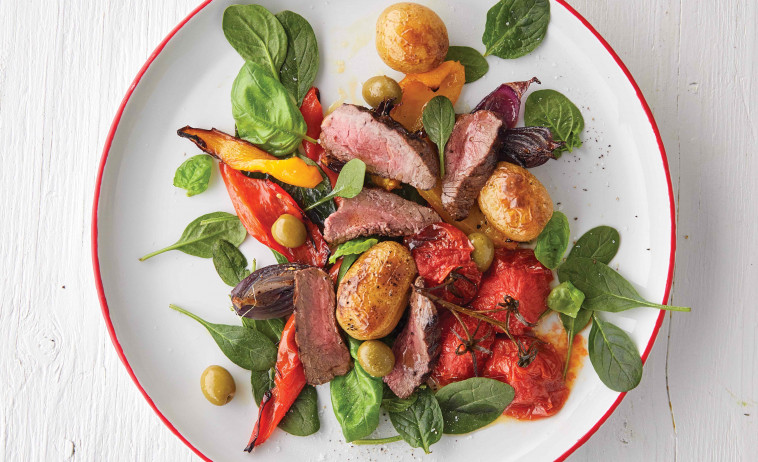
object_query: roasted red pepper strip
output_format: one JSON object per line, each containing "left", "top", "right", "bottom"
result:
{"left": 245, "top": 315, "right": 306, "bottom": 451}
{"left": 300, "top": 87, "right": 339, "bottom": 186}
{"left": 220, "top": 163, "right": 329, "bottom": 267}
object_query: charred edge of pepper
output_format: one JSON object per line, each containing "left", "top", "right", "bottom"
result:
{"left": 245, "top": 389, "right": 274, "bottom": 452}
{"left": 176, "top": 126, "right": 208, "bottom": 150}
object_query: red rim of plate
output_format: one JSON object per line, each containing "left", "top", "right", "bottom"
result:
{"left": 91, "top": 1, "right": 676, "bottom": 461}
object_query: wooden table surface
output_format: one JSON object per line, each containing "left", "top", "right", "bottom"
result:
{"left": 1, "top": 0, "right": 755, "bottom": 460}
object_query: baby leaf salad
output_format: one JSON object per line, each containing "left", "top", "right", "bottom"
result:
{"left": 139, "top": 0, "right": 690, "bottom": 454}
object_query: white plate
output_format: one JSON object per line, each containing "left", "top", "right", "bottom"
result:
{"left": 93, "top": 0, "right": 675, "bottom": 460}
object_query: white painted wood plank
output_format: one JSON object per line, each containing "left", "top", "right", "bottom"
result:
{"left": 0, "top": 0, "right": 755, "bottom": 461}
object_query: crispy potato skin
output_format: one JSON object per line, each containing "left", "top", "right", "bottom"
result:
{"left": 478, "top": 162, "right": 554, "bottom": 242}
{"left": 376, "top": 3, "right": 449, "bottom": 74}
{"left": 336, "top": 241, "right": 418, "bottom": 340}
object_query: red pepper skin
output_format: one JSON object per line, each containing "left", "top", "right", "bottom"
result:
{"left": 245, "top": 315, "right": 306, "bottom": 451}
{"left": 300, "top": 87, "right": 338, "bottom": 186}
{"left": 220, "top": 163, "right": 329, "bottom": 267}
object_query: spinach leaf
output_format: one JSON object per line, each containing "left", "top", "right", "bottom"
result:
{"left": 241, "top": 317, "right": 285, "bottom": 344}
{"left": 232, "top": 61, "right": 310, "bottom": 156}
{"left": 534, "top": 211, "right": 569, "bottom": 269}
{"left": 275, "top": 11, "right": 319, "bottom": 105}
{"left": 567, "top": 225, "right": 620, "bottom": 264}
{"left": 547, "top": 281, "right": 585, "bottom": 318}
{"left": 328, "top": 237, "right": 378, "bottom": 264}
{"left": 173, "top": 154, "right": 213, "bottom": 196}
{"left": 305, "top": 159, "right": 366, "bottom": 210}
{"left": 422, "top": 96, "right": 456, "bottom": 177}
{"left": 271, "top": 248, "right": 289, "bottom": 264}
{"left": 273, "top": 167, "right": 336, "bottom": 228}
{"left": 169, "top": 304, "right": 276, "bottom": 371}
{"left": 558, "top": 257, "right": 690, "bottom": 312}
{"left": 382, "top": 385, "right": 418, "bottom": 413}
{"left": 279, "top": 384, "right": 320, "bottom": 436}
{"left": 337, "top": 253, "right": 358, "bottom": 284}
{"left": 482, "top": 0, "right": 550, "bottom": 59}
{"left": 212, "top": 239, "right": 250, "bottom": 286}
{"left": 222, "top": 4, "right": 288, "bottom": 78}
{"left": 250, "top": 368, "right": 276, "bottom": 406}
{"left": 588, "top": 314, "right": 643, "bottom": 392}
{"left": 560, "top": 307, "right": 593, "bottom": 378}
{"left": 524, "top": 89, "right": 583, "bottom": 155}
{"left": 139, "top": 212, "right": 246, "bottom": 261}
{"left": 388, "top": 387, "right": 443, "bottom": 453}
{"left": 445, "top": 46, "right": 489, "bottom": 83}
{"left": 330, "top": 337, "right": 383, "bottom": 442}
{"left": 435, "top": 377, "right": 514, "bottom": 434}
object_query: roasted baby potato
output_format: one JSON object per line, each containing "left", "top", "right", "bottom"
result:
{"left": 376, "top": 2, "right": 449, "bottom": 74}
{"left": 336, "top": 241, "right": 417, "bottom": 340}
{"left": 478, "top": 162, "right": 554, "bottom": 242}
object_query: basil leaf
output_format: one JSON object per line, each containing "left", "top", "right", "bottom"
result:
{"left": 445, "top": 46, "right": 489, "bottom": 83}
{"left": 139, "top": 212, "right": 246, "bottom": 261}
{"left": 382, "top": 385, "right": 418, "bottom": 413}
{"left": 271, "top": 248, "right": 289, "bottom": 264}
{"left": 232, "top": 61, "right": 308, "bottom": 156}
{"left": 524, "top": 89, "right": 583, "bottom": 155}
{"left": 222, "top": 4, "right": 287, "bottom": 78}
{"left": 422, "top": 96, "right": 456, "bottom": 177}
{"left": 279, "top": 384, "right": 320, "bottom": 436}
{"left": 547, "top": 281, "right": 585, "bottom": 318}
{"left": 588, "top": 314, "right": 643, "bottom": 392}
{"left": 534, "top": 211, "right": 569, "bottom": 269}
{"left": 250, "top": 368, "right": 276, "bottom": 406}
{"left": 435, "top": 377, "right": 514, "bottom": 434}
{"left": 337, "top": 253, "right": 358, "bottom": 284}
{"left": 169, "top": 304, "right": 276, "bottom": 371}
{"left": 388, "top": 387, "right": 443, "bottom": 453}
{"left": 330, "top": 337, "right": 383, "bottom": 442}
{"left": 212, "top": 239, "right": 250, "bottom": 286}
{"left": 482, "top": 0, "right": 550, "bottom": 59}
{"left": 558, "top": 257, "right": 690, "bottom": 313}
{"left": 329, "top": 237, "right": 378, "bottom": 264}
{"left": 276, "top": 11, "right": 319, "bottom": 105}
{"left": 173, "top": 154, "right": 213, "bottom": 196}
{"left": 241, "top": 317, "right": 285, "bottom": 344}
{"left": 305, "top": 159, "right": 366, "bottom": 210}
{"left": 567, "top": 225, "right": 620, "bottom": 264}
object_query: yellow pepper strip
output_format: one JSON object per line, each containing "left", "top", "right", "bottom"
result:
{"left": 391, "top": 61, "right": 466, "bottom": 132}
{"left": 368, "top": 174, "right": 401, "bottom": 191}
{"left": 177, "top": 126, "right": 323, "bottom": 189}
{"left": 417, "top": 182, "right": 518, "bottom": 250}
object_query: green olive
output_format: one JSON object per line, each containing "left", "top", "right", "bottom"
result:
{"left": 271, "top": 213, "right": 307, "bottom": 248}
{"left": 362, "top": 76, "right": 402, "bottom": 108}
{"left": 469, "top": 232, "right": 495, "bottom": 273}
{"left": 200, "top": 365, "right": 236, "bottom": 406}
{"left": 357, "top": 340, "right": 396, "bottom": 377}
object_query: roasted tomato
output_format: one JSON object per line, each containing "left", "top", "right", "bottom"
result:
{"left": 483, "top": 336, "right": 569, "bottom": 420}
{"left": 404, "top": 223, "right": 482, "bottom": 304}
{"left": 471, "top": 248, "right": 553, "bottom": 335}
{"left": 429, "top": 311, "right": 494, "bottom": 388}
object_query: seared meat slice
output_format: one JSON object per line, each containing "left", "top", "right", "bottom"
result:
{"left": 384, "top": 279, "right": 441, "bottom": 398}
{"left": 320, "top": 104, "right": 439, "bottom": 189}
{"left": 323, "top": 188, "right": 441, "bottom": 244}
{"left": 441, "top": 111, "right": 504, "bottom": 220}
{"left": 294, "top": 267, "right": 351, "bottom": 385}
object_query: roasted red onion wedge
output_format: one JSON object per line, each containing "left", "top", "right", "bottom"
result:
{"left": 498, "top": 127, "right": 562, "bottom": 168}
{"left": 231, "top": 263, "right": 309, "bottom": 319}
{"left": 472, "top": 77, "right": 540, "bottom": 128}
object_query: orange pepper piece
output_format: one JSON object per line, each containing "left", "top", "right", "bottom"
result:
{"left": 391, "top": 61, "right": 466, "bottom": 132}
{"left": 178, "top": 126, "right": 323, "bottom": 189}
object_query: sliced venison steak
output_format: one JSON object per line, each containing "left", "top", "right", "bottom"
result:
{"left": 294, "top": 267, "right": 351, "bottom": 385}
{"left": 384, "top": 279, "right": 441, "bottom": 398}
{"left": 323, "top": 188, "right": 441, "bottom": 244}
{"left": 441, "top": 111, "right": 504, "bottom": 220}
{"left": 320, "top": 104, "right": 439, "bottom": 189}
